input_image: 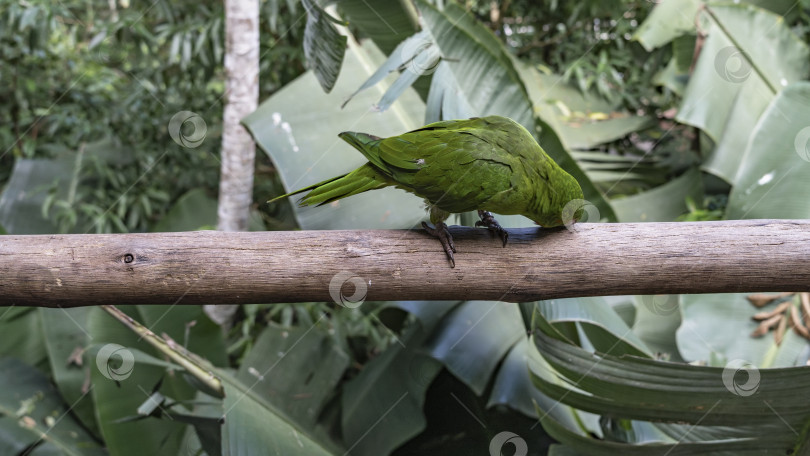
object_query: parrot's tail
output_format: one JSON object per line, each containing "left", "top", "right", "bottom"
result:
{"left": 338, "top": 131, "right": 388, "bottom": 171}
{"left": 267, "top": 164, "right": 389, "bottom": 207}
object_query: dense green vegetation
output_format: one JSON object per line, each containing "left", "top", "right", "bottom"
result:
{"left": 2, "top": 0, "right": 810, "bottom": 455}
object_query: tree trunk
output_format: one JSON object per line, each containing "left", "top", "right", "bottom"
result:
{"left": 217, "top": 0, "right": 259, "bottom": 231}
{"left": 212, "top": 0, "right": 259, "bottom": 325}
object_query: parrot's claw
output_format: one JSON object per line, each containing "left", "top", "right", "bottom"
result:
{"left": 476, "top": 210, "right": 508, "bottom": 247}
{"left": 421, "top": 221, "right": 456, "bottom": 268}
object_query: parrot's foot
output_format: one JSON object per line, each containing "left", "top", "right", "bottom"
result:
{"left": 475, "top": 210, "right": 508, "bottom": 247}
{"left": 421, "top": 221, "right": 456, "bottom": 268}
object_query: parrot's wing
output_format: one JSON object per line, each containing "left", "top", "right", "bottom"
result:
{"left": 372, "top": 126, "right": 521, "bottom": 213}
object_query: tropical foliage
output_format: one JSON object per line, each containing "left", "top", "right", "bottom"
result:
{"left": 1, "top": 0, "right": 810, "bottom": 455}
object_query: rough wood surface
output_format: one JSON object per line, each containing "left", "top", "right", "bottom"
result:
{"left": 1, "top": 220, "right": 809, "bottom": 308}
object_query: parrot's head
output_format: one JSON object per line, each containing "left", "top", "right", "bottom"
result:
{"left": 528, "top": 170, "right": 585, "bottom": 227}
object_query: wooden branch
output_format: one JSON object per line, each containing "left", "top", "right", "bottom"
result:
{"left": 1, "top": 220, "right": 809, "bottom": 308}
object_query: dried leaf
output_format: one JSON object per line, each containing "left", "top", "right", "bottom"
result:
{"left": 746, "top": 292, "right": 793, "bottom": 307}
{"left": 751, "top": 301, "right": 791, "bottom": 320}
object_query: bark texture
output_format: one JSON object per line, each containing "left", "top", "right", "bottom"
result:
{"left": 1, "top": 220, "right": 809, "bottom": 307}
{"left": 217, "top": 0, "right": 259, "bottom": 231}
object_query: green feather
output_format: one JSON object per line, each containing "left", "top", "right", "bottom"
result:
{"left": 268, "top": 116, "right": 584, "bottom": 227}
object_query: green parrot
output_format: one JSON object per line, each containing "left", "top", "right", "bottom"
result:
{"left": 268, "top": 115, "right": 584, "bottom": 267}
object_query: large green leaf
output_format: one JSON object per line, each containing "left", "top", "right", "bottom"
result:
{"left": 677, "top": 4, "right": 809, "bottom": 184}
{"left": 418, "top": 0, "right": 531, "bottom": 124}
{"left": 611, "top": 168, "right": 704, "bottom": 222}
{"left": 85, "top": 306, "right": 343, "bottom": 456}
{"left": 336, "top": 0, "right": 418, "bottom": 55}
{"left": 633, "top": 0, "right": 701, "bottom": 51}
{"left": 726, "top": 82, "right": 810, "bottom": 219}
{"left": 39, "top": 307, "right": 99, "bottom": 437}
{"left": 532, "top": 329, "right": 810, "bottom": 427}
{"left": 236, "top": 323, "right": 349, "bottom": 426}
{"left": 631, "top": 296, "right": 683, "bottom": 362}
{"left": 0, "top": 159, "right": 68, "bottom": 234}
{"left": 519, "top": 70, "right": 655, "bottom": 151}
{"left": 302, "top": 0, "right": 347, "bottom": 93}
{"left": 343, "top": 30, "right": 440, "bottom": 113}
{"left": 535, "top": 298, "right": 652, "bottom": 359}
{"left": 220, "top": 369, "right": 342, "bottom": 456}
{"left": 635, "top": 0, "right": 802, "bottom": 51}
{"left": 676, "top": 293, "right": 808, "bottom": 368}
{"left": 424, "top": 301, "right": 524, "bottom": 395}
{"left": 245, "top": 37, "right": 428, "bottom": 230}
{"left": 0, "top": 358, "right": 106, "bottom": 456}
{"left": 529, "top": 300, "right": 810, "bottom": 453}
{"left": 86, "top": 306, "right": 187, "bottom": 456}
{"left": 341, "top": 323, "right": 442, "bottom": 456}
{"left": 487, "top": 337, "right": 580, "bottom": 426}
{"left": 0, "top": 307, "right": 48, "bottom": 373}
